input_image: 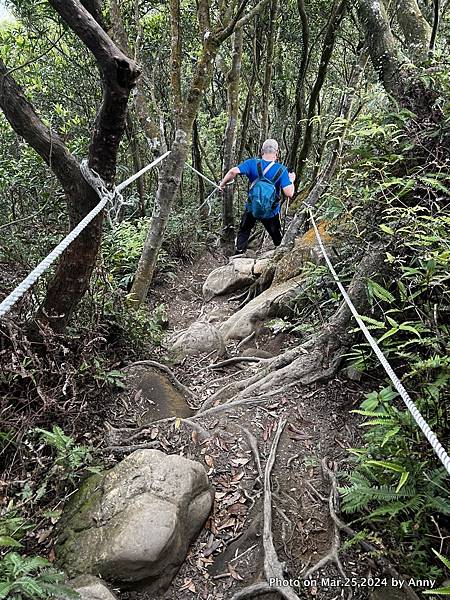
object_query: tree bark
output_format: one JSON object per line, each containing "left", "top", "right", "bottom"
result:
{"left": 396, "top": 0, "right": 431, "bottom": 63}
{"left": 222, "top": 26, "right": 244, "bottom": 243}
{"left": 130, "top": 32, "right": 221, "bottom": 304}
{"left": 287, "top": 0, "right": 309, "bottom": 170}
{"left": 282, "top": 50, "right": 369, "bottom": 248}
{"left": 170, "top": 0, "right": 183, "bottom": 124}
{"left": 193, "top": 119, "right": 206, "bottom": 219}
{"left": 260, "top": 0, "right": 279, "bottom": 144}
{"left": 296, "top": 0, "right": 347, "bottom": 179}
{"left": 0, "top": 0, "right": 139, "bottom": 332}
{"left": 356, "top": 0, "right": 437, "bottom": 116}
{"left": 110, "top": 0, "right": 160, "bottom": 147}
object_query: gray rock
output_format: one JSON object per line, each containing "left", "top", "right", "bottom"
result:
{"left": 70, "top": 575, "right": 118, "bottom": 600}
{"left": 171, "top": 321, "right": 225, "bottom": 357}
{"left": 57, "top": 450, "right": 213, "bottom": 595}
{"left": 203, "top": 258, "right": 270, "bottom": 301}
{"left": 220, "top": 276, "right": 304, "bottom": 340}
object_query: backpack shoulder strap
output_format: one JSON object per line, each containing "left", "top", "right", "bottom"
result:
{"left": 271, "top": 166, "right": 284, "bottom": 183}
{"left": 256, "top": 160, "right": 264, "bottom": 178}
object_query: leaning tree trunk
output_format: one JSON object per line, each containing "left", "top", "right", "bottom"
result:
{"left": 0, "top": 0, "right": 139, "bottom": 332}
{"left": 221, "top": 26, "right": 244, "bottom": 243}
{"left": 129, "top": 36, "right": 221, "bottom": 305}
{"left": 396, "top": 0, "right": 431, "bottom": 63}
{"left": 356, "top": 0, "right": 437, "bottom": 117}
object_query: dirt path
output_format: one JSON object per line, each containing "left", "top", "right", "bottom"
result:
{"left": 112, "top": 251, "right": 388, "bottom": 600}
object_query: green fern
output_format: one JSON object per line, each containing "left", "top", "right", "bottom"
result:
{"left": 0, "top": 552, "right": 78, "bottom": 600}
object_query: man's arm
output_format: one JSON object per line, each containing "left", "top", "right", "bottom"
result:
{"left": 219, "top": 166, "right": 240, "bottom": 190}
{"left": 282, "top": 171, "right": 296, "bottom": 198}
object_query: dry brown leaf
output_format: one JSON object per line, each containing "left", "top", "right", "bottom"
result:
{"left": 231, "top": 458, "right": 250, "bottom": 467}
{"left": 204, "top": 454, "right": 214, "bottom": 467}
{"left": 227, "top": 563, "right": 244, "bottom": 581}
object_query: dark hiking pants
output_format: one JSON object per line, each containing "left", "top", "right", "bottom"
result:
{"left": 235, "top": 209, "right": 282, "bottom": 253}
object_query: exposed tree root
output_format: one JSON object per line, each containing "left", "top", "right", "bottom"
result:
{"left": 308, "top": 460, "right": 421, "bottom": 600}
{"left": 303, "top": 459, "right": 351, "bottom": 597}
{"left": 200, "top": 356, "right": 266, "bottom": 371}
{"left": 231, "top": 418, "right": 301, "bottom": 600}
{"left": 223, "top": 244, "right": 384, "bottom": 401}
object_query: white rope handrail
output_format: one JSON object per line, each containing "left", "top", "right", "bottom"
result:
{"left": 305, "top": 204, "right": 450, "bottom": 476}
{"left": 0, "top": 151, "right": 171, "bottom": 319}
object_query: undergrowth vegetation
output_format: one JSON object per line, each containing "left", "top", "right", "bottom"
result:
{"left": 323, "top": 71, "right": 450, "bottom": 577}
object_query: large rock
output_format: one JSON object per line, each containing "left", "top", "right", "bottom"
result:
{"left": 57, "top": 450, "right": 213, "bottom": 594}
{"left": 220, "top": 276, "right": 305, "bottom": 340}
{"left": 70, "top": 575, "right": 118, "bottom": 600}
{"left": 170, "top": 321, "right": 225, "bottom": 357}
{"left": 203, "top": 258, "right": 270, "bottom": 301}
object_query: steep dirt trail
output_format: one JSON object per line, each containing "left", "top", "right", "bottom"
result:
{"left": 113, "top": 249, "right": 400, "bottom": 600}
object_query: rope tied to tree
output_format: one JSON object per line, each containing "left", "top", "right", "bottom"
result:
{"left": 0, "top": 152, "right": 171, "bottom": 320}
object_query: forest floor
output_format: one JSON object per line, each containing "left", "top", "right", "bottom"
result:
{"left": 101, "top": 237, "right": 406, "bottom": 600}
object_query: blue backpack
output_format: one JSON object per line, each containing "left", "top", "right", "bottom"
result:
{"left": 248, "top": 160, "right": 284, "bottom": 219}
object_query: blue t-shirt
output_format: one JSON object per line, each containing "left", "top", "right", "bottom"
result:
{"left": 237, "top": 158, "right": 292, "bottom": 217}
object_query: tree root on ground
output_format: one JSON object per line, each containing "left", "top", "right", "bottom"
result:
{"left": 308, "top": 459, "right": 421, "bottom": 600}
{"left": 302, "top": 459, "right": 351, "bottom": 598}
{"left": 231, "top": 418, "right": 301, "bottom": 600}
{"left": 212, "top": 244, "right": 384, "bottom": 403}
{"left": 200, "top": 355, "right": 266, "bottom": 371}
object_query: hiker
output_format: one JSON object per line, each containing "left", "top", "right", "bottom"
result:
{"left": 219, "top": 139, "right": 296, "bottom": 253}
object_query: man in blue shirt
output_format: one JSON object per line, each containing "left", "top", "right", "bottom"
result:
{"left": 219, "top": 139, "right": 296, "bottom": 253}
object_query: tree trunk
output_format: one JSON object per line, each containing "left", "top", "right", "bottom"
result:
{"left": 0, "top": 0, "right": 139, "bottom": 332}
{"left": 222, "top": 26, "right": 244, "bottom": 243}
{"left": 287, "top": 0, "right": 309, "bottom": 170}
{"left": 193, "top": 119, "right": 206, "bottom": 220}
{"left": 129, "top": 0, "right": 273, "bottom": 305}
{"left": 296, "top": 0, "right": 347, "bottom": 178}
{"left": 126, "top": 113, "right": 146, "bottom": 216}
{"left": 282, "top": 50, "right": 369, "bottom": 248}
{"left": 110, "top": 0, "right": 160, "bottom": 147}
{"left": 170, "top": 0, "right": 183, "bottom": 124}
{"left": 356, "top": 0, "right": 437, "bottom": 117}
{"left": 130, "top": 36, "right": 221, "bottom": 305}
{"left": 396, "top": 0, "right": 431, "bottom": 63}
{"left": 260, "top": 0, "right": 279, "bottom": 144}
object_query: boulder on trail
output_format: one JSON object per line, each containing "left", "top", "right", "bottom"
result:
{"left": 57, "top": 450, "right": 214, "bottom": 594}
{"left": 170, "top": 321, "right": 225, "bottom": 357}
{"left": 203, "top": 257, "right": 270, "bottom": 301}
{"left": 70, "top": 575, "right": 118, "bottom": 600}
{"left": 220, "top": 276, "right": 304, "bottom": 340}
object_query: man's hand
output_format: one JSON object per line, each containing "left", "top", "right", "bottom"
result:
{"left": 218, "top": 180, "right": 226, "bottom": 193}
{"left": 289, "top": 171, "right": 296, "bottom": 183}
